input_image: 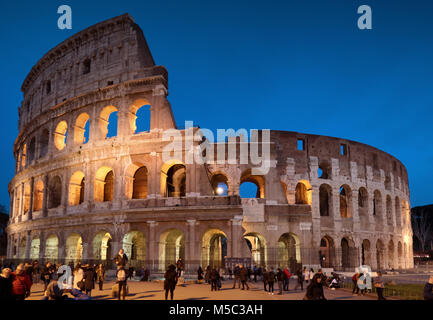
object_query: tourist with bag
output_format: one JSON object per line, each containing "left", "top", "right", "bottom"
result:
{"left": 11, "top": 264, "right": 32, "bottom": 300}
{"left": 164, "top": 264, "right": 178, "bottom": 300}
{"left": 373, "top": 271, "right": 386, "bottom": 300}
{"left": 116, "top": 265, "right": 128, "bottom": 300}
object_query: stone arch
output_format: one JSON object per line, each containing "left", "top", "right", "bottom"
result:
{"left": 295, "top": 180, "right": 312, "bottom": 205}
{"left": 132, "top": 167, "right": 148, "bottom": 199}
{"left": 395, "top": 196, "right": 401, "bottom": 226}
{"left": 122, "top": 231, "right": 146, "bottom": 267}
{"left": 48, "top": 176, "right": 62, "bottom": 209}
{"left": 318, "top": 160, "right": 331, "bottom": 179}
{"left": 210, "top": 172, "right": 229, "bottom": 196}
{"left": 388, "top": 240, "right": 395, "bottom": 269}
{"left": 339, "top": 185, "right": 352, "bottom": 218}
{"left": 45, "top": 234, "right": 59, "bottom": 262}
{"left": 373, "top": 190, "right": 382, "bottom": 217}
{"left": 92, "top": 231, "right": 112, "bottom": 261}
{"left": 161, "top": 159, "right": 186, "bottom": 197}
{"left": 99, "top": 105, "right": 118, "bottom": 139}
{"left": 201, "top": 228, "right": 228, "bottom": 269}
{"left": 28, "top": 137, "right": 36, "bottom": 164}
{"left": 21, "top": 143, "right": 27, "bottom": 169}
{"left": 94, "top": 166, "right": 114, "bottom": 202}
{"left": 73, "top": 112, "right": 90, "bottom": 145}
{"left": 386, "top": 195, "right": 393, "bottom": 225}
{"left": 361, "top": 239, "right": 371, "bottom": 266}
{"left": 18, "top": 236, "right": 26, "bottom": 259}
{"left": 358, "top": 187, "right": 368, "bottom": 217}
{"left": 319, "top": 184, "right": 332, "bottom": 217}
{"left": 33, "top": 179, "right": 44, "bottom": 211}
{"left": 278, "top": 233, "right": 301, "bottom": 270}
{"left": 159, "top": 228, "right": 185, "bottom": 271}
{"left": 240, "top": 169, "right": 265, "bottom": 199}
{"left": 69, "top": 171, "right": 85, "bottom": 206}
{"left": 30, "top": 237, "right": 40, "bottom": 260}
{"left": 39, "top": 128, "right": 49, "bottom": 159}
{"left": 129, "top": 98, "right": 152, "bottom": 134}
{"left": 376, "top": 239, "right": 385, "bottom": 270}
{"left": 320, "top": 235, "right": 336, "bottom": 268}
{"left": 404, "top": 242, "right": 408, "bottom": 268}
{"left": 341, "top": 237, "right": 357, "bottom": 269}
{"left": 243, "top": 232, "right": 267, "bottom": 267}
{"left": 54, "top": 120, "right": 68, "bottom": 151}
{"left": 23, "top": 183, "right": 31, "bottom": 214}
{"left": 397, "top": 241, "right": 403, "bottom": 269}
{"left": 65, "top": 232, "right": 83, "bottom": 263}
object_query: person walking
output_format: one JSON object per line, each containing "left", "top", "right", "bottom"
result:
{"left": 82, "top": 265, "right": 95, "bottom": 297}
{"left": 352, "top": 272, "right": 360, "bottom": 295}
{"left": 197, "top": 266, "right": 204, "bottom": 283}
{"left": 232, "top": 265, "right": 241, "bottom": 289}
{"left": 95, "top": 264, "right": 105, "bottom": 291}
{"left": 357, "top": 272, "right": 367, "bottom": 295}
{"left": 41, "top": 262, "right": 54, "bottom": 292}
{"left": 303, "top": 267, "right": 310, "bottom": 285}
{"left": 423, "top": 275, "right": 433, "bottom": 300}
{"left": 253, "top": 266, "right": 258, "bottom": 282}
{"left": 267, "top": 268, "right": 275, "bottom": 295}
{"left": 210, "top": 267, "right": 219, "bottom": 291}
{"left": 176, "top": 258, "right": 184, "bottom": 278}
{"left": 73, "top": 263, "right": 84, "bottom": 290}
{"left": 0, "top": 268, "right": 13, "bottom": 300}
{"left": 11, "top": 264, "right": 32, "bottom": 300}
{"left": 116, "top": 265, "right": 128, "bottom": 300}
{"left": 263, "top": 268, "right": 268, "bottom": 292}
{"left": 240, "top": 265, "right": 250, "bottom": 290}
{"left": 373, "top": 271, "right": 386, "bottom": 300}
{"left": 294, "top": 269, "right": 304, "bottom": 290}
{"left": 283, "top": 268, "right": 292, "bottom": 291}
{"left": 205, "top": 266, "right": 211, "bottom": 284}
{"left": 276, "top": 268, "right": 284, "bottom": 295}
{"left": 304, "top": 274, "right": 326, "bottom": 300}
{"left": 164, "top": 264, "right": 178, "bottom": 300}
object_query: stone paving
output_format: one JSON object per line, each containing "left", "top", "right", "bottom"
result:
{"left": 26, "top": 279, "right": 376, "bottom": 301}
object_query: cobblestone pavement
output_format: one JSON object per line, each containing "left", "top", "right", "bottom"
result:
{"left": 27, "top": 279, "right": 376, "bottom": 300}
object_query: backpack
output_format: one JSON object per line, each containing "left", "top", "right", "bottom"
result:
{"left": 117, "top": 269, "right": 126, "bottom": 281}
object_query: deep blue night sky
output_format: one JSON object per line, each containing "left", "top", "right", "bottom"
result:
{"left": 0, "top": 0, "right": 432, "bottom": 212}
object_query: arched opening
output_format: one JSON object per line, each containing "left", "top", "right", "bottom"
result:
{"left": 404, "top": 243, "right": 408, "bottom": 268}
{"left": 48, "top": 176, "right": 62, "bottom": 209}
{"left": 319, "top": 184, "right": 332, "bottom": 216}
{"left": 45, "top": 234, "right": 59, "bottom": 262}
{"left": 339, "top": 185, "right": 352, "bottom": 218}
{"left": 295, "top": 180, "right": 312, "bottom": 205}
{"left": 14, "top": 188, "right": 21, "bottom": 217}
{"left": 65, "top": 233, "right": 83, "bottom": 263}
{"left": 54, "top": 121, "right": 68, "bottom": 151}
{"left": 373, "top": 190, "right": 382, "bottom": 217}
{"left": 74, "top": 113, "right": 90, "bottom": 145}
{"left": 69, "top": 171, "right": 85, "bottom": 206}
{"left": 93, "top": 232, "right": 112, "bottom": 261}
{"left": 18, "top": 237, "right": 26, "bottom": 259}
{"left": 161, "top": 160, "right": 186, "bottom": 197}
{"left": 320, "top": 236, "right": 335, "bottom": 268}
{"left": 28, "top": 137, "right": 36, "bottom": 164}
{"left": 122, "top": 231, "right": 146, "bottom": 268}
{"left": 33, "top": 180, "right": 44, "bottom": 211}
{"left": 361, "top": 239, "right": 371, "bottom": 266}
{"left": 201, "top": 229, "right": 227, "bottom": 269}
{"left": 278, "top": 233, "right": 301, "bottom": 270}
{"left": 23, "top": 184, "right": 31, "bottom": 214}
{"left": 99, "top": 106, "right": 118, "bottom": 139}
{"left": 318, "top": 161, "right": 330, "bottom": 179}
{"left": 244, "top": 233, "right": 266, "bottom": 267}
{"left": 39, "top": 129, "right": 49, "bottom": 159}
{"left": 94, "top": 167, "right": 114, "bottom": 202}
{"left": 240, "top": 169, "right": 265, "bottom": 198}
{"left": 210, "top": 173, "right": 229, "bottom": 196}
{"left": 130, "top": 100, "right": 152, "bottom": 134}
{"left": 21, "top": 144, "right": 27, "bottom": 169}
{"left": 395, "top": 197, "right": 401, "bottom": 227}
{"left": 376, "top": 239, "right": 385, "bottom": 270}
{"left": 388, "top": 240, "right": 395, "bottom": 269}
{"left": 386, "top": 195, "right": 393, "bottom": 225}
{"left": 159, "top": 229, "right": 185, "bottom": 271}
{"left": 397, "top": 242, "right": 403, "bottom": 269}
{"left": 358, "top": 187, "right": 368, "bottom": 217}
{"left": 132, "top": 167, "right": 148, "bottom": 199}
{"left": 30, "top": 238, "right": 40, "bottom": 260}
{"left": 83, "top": 58, "right": 91, "bottom": 75}
{"left": 341, "top": 237, "right": 357, "bottom": 269}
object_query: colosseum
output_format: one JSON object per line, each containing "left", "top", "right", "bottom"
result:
{"left": 6, "top": 14, "right": 414, "bottom": 274}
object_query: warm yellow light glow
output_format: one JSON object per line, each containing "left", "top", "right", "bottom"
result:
{"left": 216, "top": 187, "right": 224, "bottom": 195}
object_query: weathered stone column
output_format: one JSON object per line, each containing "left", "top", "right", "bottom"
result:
{"left": 42, "top": 175, "right": 49, "bottom": 217}
{"left": 19, "top": 183, "right": 25, "bottom": 220}
{"left": 28, "top": 177, "right": 34, "bottom": 220}
{"left": 39, "top": 233, "right": 46, "bottom": 261}
{"left": 230, "top": 217, "right": 243, "bottom": 258}
{"left": 147, "top": 221, "right": 157, "bottom": 271}
{"left": 15, "top": 234, "right": 21, "bottom": 260}
{"left": 186, "top": 219, "right": 197, "bottom": 272}
{"left": 24, "top": 231, "right": 32, "bottom": 259}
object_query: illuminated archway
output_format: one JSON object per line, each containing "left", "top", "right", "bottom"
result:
{"left": 240, "top": 169, "right": 265, "bottom": 198}
{"left": 320, "top": 236, "right": 336, "bottom": 268}
{"left": 65, "top": 233, "right": 83, "bottom": 263}
{"left": 74, "top": 113, "right": 90, "bottom": 145}
{"left": 339, "top": 185, "right": 352, "bottom": 218}
{"left": 123, "top": 231, "right": 146, "bottom": 267}
{"left": 161, "top": 160, "right": 186, "bottom": 197}
{"left": 295, "top": 180, "right": 312, "bottom": 205}
{"left": 45, "top": 234, "right": 59, "bottom": 262}
{"left": 93, "top": 231, "right": 112, "bottom": 261}
{"left": 33, "top": 180, "right": 44, "bottom": 211}
{"left": 30, "top": 238, "right": 40, "bottom": 260}
{"left": 94, "top": 167, "right": 114, "bottom": 202}
{"left": 201, "top": 229, "right": 227, "bottom": 269}
{"left": 69, "top": 171, "right": 85, "bottom": 206}
{"left": 129, "top": 99, "right": 151, "bottom": 134}
{"left": 99, "top": 106, "right": 118, "bottom": 139}
{"left": 210, "top": 173, "right": 229, "bottom": 196}
{"left": 244, "top": 232, "right": 267, "bottom": 267}
{"left": 54, "top": 121, "right": 68, "bottom": 151}
{"left": 159, "top": 229, "right": 185, "bottom": 271}
{"left": 278, "top": 233, "right": 301, "bottom": 270}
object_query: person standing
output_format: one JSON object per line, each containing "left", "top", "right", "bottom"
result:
{"left": 303, "top": 267, "right": 310, "bottom": 285}
{"left": 267, "top": 268, "right": 275, "bottom": 295}
{"left": 276, "top": 268, "right": 284, "bottom": 295}
{"left": 95, "top": 264, "right": 105, "bottom": 291}
{"left": 32, "top": 261, "right": 40, "bottom": 284}
{"left": 41, "top": 262, "right": 54, "bottom": 292}
{"left": 253, "top": 266, "right": 258, "bottom": 282}
{"left": 82, "top": 265, "right": 95, "bottom": 297}
{"left": 0, "top": 268, "right": 13, "bottom": 300}
{"left": 73, "top": 263, "right": 84, "bottom": 290}
{"left": 294, "top": 269, "right": 304, "bottom": 290}
{"left": 240, "top": 265, "right": 250, "bottom": 290}
{"left": 11, "top": 264, "right": 32, "bottom": 300}
{"left": 176, "top": 258, "right": 184, "bottom": 278}
{"left": 352, "top": 272, "right": 360, "bottom": 295}
{"left": 113, "top": 249, "right": 128, "bottom": 268}
{"left": 423, "top": 275, "right": 433, "bottom": 300}
{"left": 304, "top": 274, "right": 326, "bottom": 300}
{"left": 232, "top": 265, "right": 241, "bottom": 289}
{"left": 164, "top": 264, "right": 178, "bottom": 300}
{"left": 197, "top": 266, "right": 204, "bottom": 282}
{"left": 210, "top": 267, "right": 219, "bottom": 291}
{"left": 262, "top": 268, "right": 268, "bottom": 292}
{"left": 283, "top": 268, "right": 292, "bottom": 291}
{"left": 373, "top": 271, "right": 386, "bottom": 300}
{"left": 116, "top": 265, "right": 128, "bottom": 300}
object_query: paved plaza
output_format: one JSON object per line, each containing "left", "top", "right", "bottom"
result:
{"left": 26, "top": 279, "right": 375, "bottom": 301}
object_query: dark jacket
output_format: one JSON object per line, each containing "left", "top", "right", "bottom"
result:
{"left": 114, "top": 253, "right": 128, "bottom": 267}
{"left": 164, "top": 269, "right": 178, "bottom": 290}
{"left": 40, "top": 266, "right": 53, "bottom": 281}
{"left": 305, "top": 277, "right": 326, "bottom": 300}
{"left": 424, "top": 283, "right": 433, "bottom": 300}
{"left": 267, "top": 271, "right": 276, "bottom": 283}
{"left": 210, "top": 269, "right": 220, "bottom": 281}
{"left": 83, "top": 270, "right": 95, "bottom": 291}
{"left": 240, "top": 268, "right": 249, "bottom": 281}
{"left": 0, "top": 276, "right": 13, "bottom": 300}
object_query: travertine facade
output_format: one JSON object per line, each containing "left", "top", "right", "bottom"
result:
{"left": 6, "top": 14, "right": 414, "bottom": 272}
